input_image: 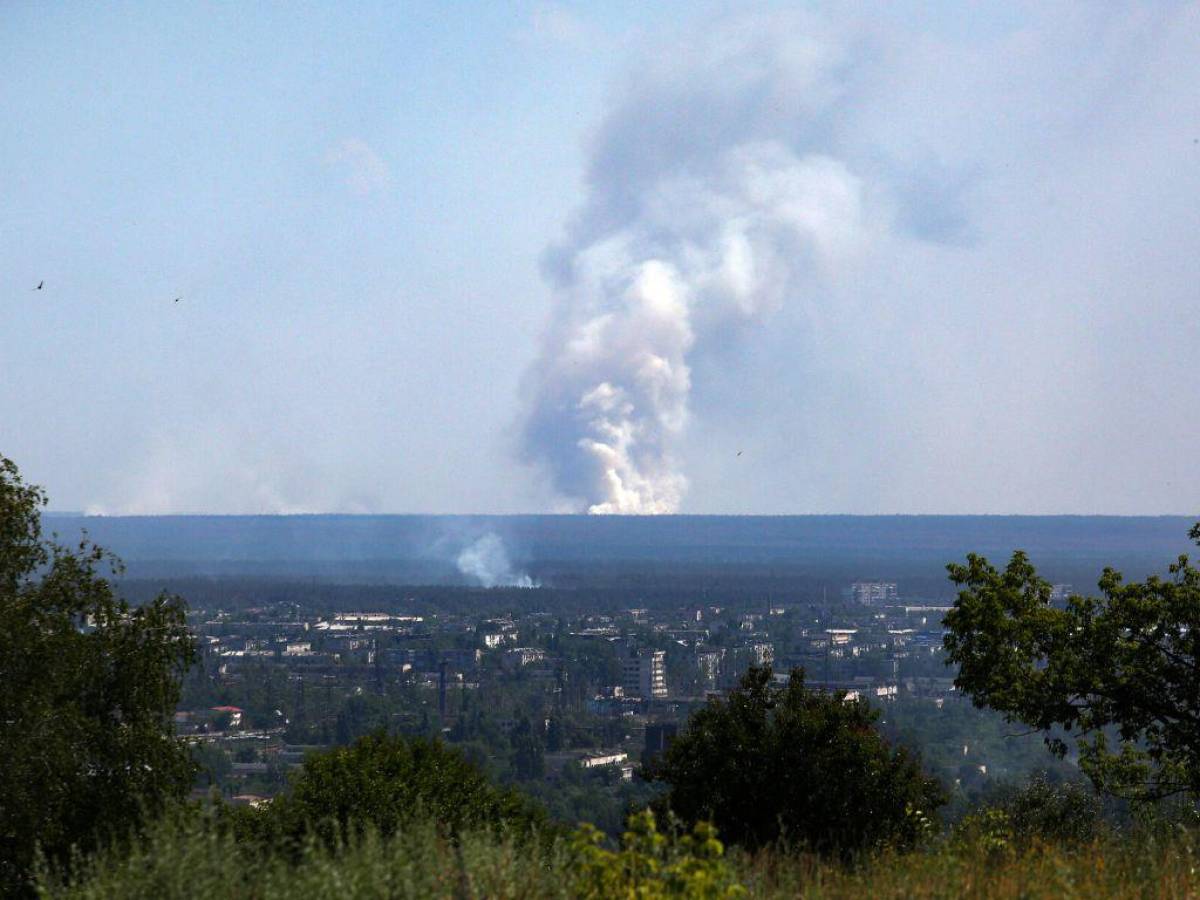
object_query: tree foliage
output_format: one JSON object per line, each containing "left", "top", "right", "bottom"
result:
{"left": 0, "top": 455, "right": 196, "bottom": 892}
{"left": 510, "top": 716, "right": 546, "bottom": 780}
{"left": 644, "top": 667, "right": 945, "bottom": 857}
{"left": 944, "top": 523, "right": 1200, "bottom": 801}
{"left": 231, "top": 732, "right": 548, "bottom": 853}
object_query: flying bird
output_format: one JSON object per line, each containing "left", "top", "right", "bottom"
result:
{"left": 736, "top": 450, "right": 743, "bottom": 457}
{"left": 174, "top": 297, "right": 182, "bottom": 303}
{"left": 34, "top": 281, "right": 43, "bottom": 290}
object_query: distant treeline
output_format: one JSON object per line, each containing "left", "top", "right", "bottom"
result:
{"left": 117, "top": 568, "right": 845, "bottom": 616}
{"left": 48, "top": 513, "right": 1196, "bottom": 589}
{"left": 116, "top": 557, "right": 1168, "bottom": 618}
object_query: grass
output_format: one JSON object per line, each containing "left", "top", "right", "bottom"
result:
{"left": 37, "top": 814, "right": 575, "bottom": 900}
{"left": 35, "top": 812, "right": 1200, "bottom": 899}
{"left": 737, "top": 837, "right": 1200, "bottom": 899}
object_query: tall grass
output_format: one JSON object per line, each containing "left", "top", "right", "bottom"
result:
{"left": 36, "top": 813, "right": 575, "bottom": 900}
{"left": 37, "top": 811, "right": 1200, "bottom": 899}
{"left": 736, "top": 835, "right": 1200, "bottom": 899}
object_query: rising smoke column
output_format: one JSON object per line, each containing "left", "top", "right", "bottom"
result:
{"left": 519, "top": 17, "right": 873, "bottom": 514}
{"left": 456, "top": 533, "right": 538, "bottom": 588}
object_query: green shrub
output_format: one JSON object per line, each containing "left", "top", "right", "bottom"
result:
{"left": 1000, "top": 777, "right": 1104, "bottom": 845}
{"left": 227, "top": 732, "right": 549, "bottom": 856}
{"left": 954, "top": 776, "right": 1104, "bottom": 853}
{"left": 570, "top": 810, "right": 745, "bottom": 898}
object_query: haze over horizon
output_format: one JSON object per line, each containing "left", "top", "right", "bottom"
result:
{"left": 4, "top": 2, "right": 1198, "bottom": 516}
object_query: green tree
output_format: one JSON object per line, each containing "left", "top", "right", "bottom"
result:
{"left": 944, "top": 523, "right": 1200, "bottom": 801}
{"left": 0, "top": 455, "right": 196, "bottom": 892}
{"left": 191, "top": 743, "right": 233, "bottom": 790}
{"left": 232, "top": 731, "right": 548, "bottom": 854}
{"left": 546, "top": 714, "right": 565, "bottom": 752}
{"left": 511, "top": 716, "right": 546, "bottom": 780}
{"left": 644, "top": 667, "right": 944, "bottom": 857}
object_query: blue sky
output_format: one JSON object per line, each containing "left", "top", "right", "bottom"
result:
{"left": 2, "top": 3, "right": 1198, "bottom": 514}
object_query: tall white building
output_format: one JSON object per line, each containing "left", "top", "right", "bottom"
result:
{"left": 622, "top": 648, "right": 667, "bottom": 699}
{"left": 849, "top": 582, "right": 898, "bottom": 606}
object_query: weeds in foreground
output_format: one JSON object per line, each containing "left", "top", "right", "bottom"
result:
{"left": 35, "top": 808, "right": 1200, "bottom": 899}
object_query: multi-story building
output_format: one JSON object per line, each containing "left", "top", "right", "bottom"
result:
{"left": 721, "top": 642, "right": 775, "bottom": 688}
{"left": 695, "top": 649, "right": 724, "bottom": 689}
{"left": 502, "top": 647, "right": 547, "bottom": 670}
{"left": 848, "top": 582, "right": 898, "bottom": 606}
{"left": 749, "top": 642, "right": 774, "bottom": 667}
{"left": 622, "top": 648, "right": 667, "bottom": 699}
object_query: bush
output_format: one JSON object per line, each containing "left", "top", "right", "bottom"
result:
{"left": 228, "top": 732, "right": 549, "bottom": 856}
{"left": 954, "top": 776, "right": 1105, "bottom": 853}
{"left": 1000, "top": 777, "right": 1104, "bottom": 845}
{"left": 570, "top": 810, "right": 745, "bottom": 898}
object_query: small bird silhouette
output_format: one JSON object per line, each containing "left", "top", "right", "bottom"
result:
{"left": 173, "top": 297, "right": 182, "bottom": 303}
{"left": 34, "top": 281, "right": 43, "bottom": 290}
{"left": 736, "top": 450, "right": 743, "bottom": 457}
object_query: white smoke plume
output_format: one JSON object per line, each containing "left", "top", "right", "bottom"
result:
{"left": 520, "top": 4, "right": 1200, "bottom": 515}
{"left": 455, "top": 533, "right": 538, "bottom": 588}
{"left": 520, "top": 15, "right": 878, "bottom": 514}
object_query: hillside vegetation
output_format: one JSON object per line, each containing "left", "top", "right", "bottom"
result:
{"left": 38, "top": 807, "right": 1200, "bottom": 899}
